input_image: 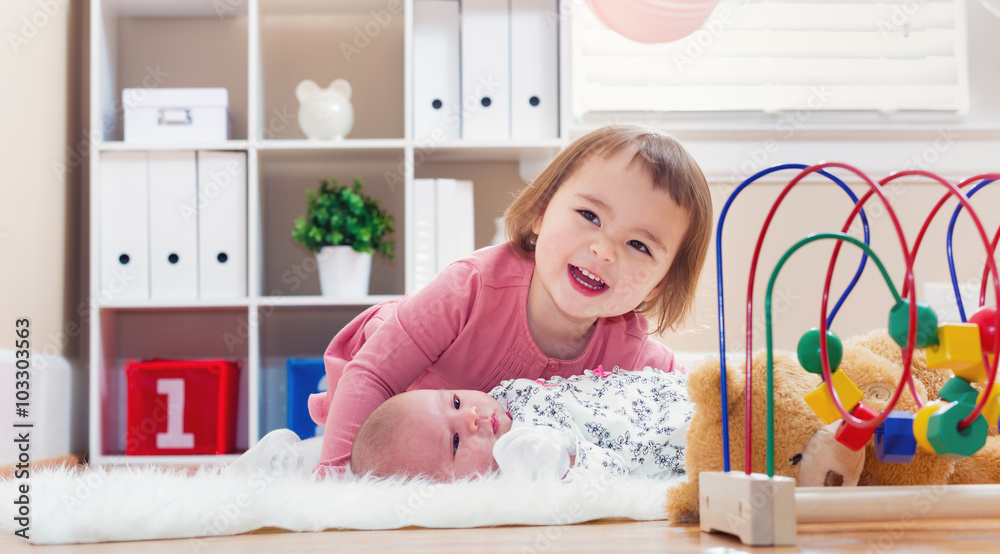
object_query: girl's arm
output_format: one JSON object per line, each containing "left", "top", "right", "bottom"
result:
{"left": 315, "top": 261, "right": 486, "bottom": 472}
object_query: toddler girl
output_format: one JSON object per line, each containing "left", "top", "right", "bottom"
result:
{"left": 308, "top": 124, "right": 713, "bottom": 475}
{"left": 349, "top": 367, "right": 691, "bottom": 481}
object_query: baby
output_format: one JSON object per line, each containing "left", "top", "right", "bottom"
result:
{"left": 350, "top": 367, "right": 691, "bottom": 481}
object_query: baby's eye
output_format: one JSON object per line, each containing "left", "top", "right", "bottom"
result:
{"left": 578, "top": 210, "right": 600, "bottom": 225}
{"left": 452, "top": 433, "right": 460, "bottom": 455}
{"left": 453, "top": 394, "right": 461, "bottom": 410}
{"left": 628, "top": 240, "right": 650, "bottom": 255}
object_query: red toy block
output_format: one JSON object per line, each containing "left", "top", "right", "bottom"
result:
{"left": 835, "top": 402, "right": 879, "bottom": 451}
{"left": 126, "top": 359, "right": 240, "bottom": 455}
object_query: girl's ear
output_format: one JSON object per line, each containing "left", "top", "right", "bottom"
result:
{"left": 531, "top": 212, "right": 543, "bottom": 235}
{"left": 643, "top": 278, "right": 667, "bottom": 304}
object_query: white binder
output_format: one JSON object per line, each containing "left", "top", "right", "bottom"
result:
{"left": 148, "top": 151, "right": 198, "bottom": 300}
{"left": 99, "top": 151, "right": 149, "bottom": 301}
{"left": 460, "top": 0, "right": 511, "bottom": 139}
{"left": 197, "top": 151, "right": 247, "bottom": 299}
{"left": 414, "top": 0, "right": 461, "bottom": 141}
{"left": 511, "top": 0, "right": 559, "bottom": 140}
{"left": 412, "top": 178, "right": 438, "bottom": 291}
{"left": 435, "top": 179, "right": 475, "bottom": 270}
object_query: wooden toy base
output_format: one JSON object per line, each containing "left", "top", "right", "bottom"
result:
{"left": 796, "top": 484, "right": 1000, "bottom": 523}
{"left": 699, "top": 471, "right": 797, "bottom": 546}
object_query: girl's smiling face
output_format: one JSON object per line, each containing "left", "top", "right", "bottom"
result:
{"left": 384, "top": 389, "right": 513, "bottom": 481}
{"left": 528, "top": 149, "right": 691, "bottom": 330}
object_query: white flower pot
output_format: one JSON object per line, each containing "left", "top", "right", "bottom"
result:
{"left": 316, "top": 245, "right": 372, "bottom": 298}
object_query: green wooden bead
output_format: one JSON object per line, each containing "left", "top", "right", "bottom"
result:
{"left": 938, "top": 375, "right": 979, "bottom": 404}
{"left": 888, "top": 299, "right": 939, "bottom": 349}
{"left": 797, "top": 328, "right": 843, "bottom": 374}
{"left": 926, "top": 401, "right": 988, "bottom": 459}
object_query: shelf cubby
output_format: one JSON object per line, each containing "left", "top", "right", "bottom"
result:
{"left": 257, "top": 304, "right": 382, "bottom": 436}
{"left": 257, "top": 149, "right": 406, "bottom": 298}
{"left": 94, "top": 306, "right": 251, "bottom": 462}
{"left": 96, "top": 0, "right": 250, "bottom": 142}
{"left": 257, "top": 0, "right": 405, "bottom": 141}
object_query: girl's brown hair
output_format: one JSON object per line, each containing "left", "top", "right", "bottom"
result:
{"left": 504, "top": 124, "right": 712, "bottom": 334}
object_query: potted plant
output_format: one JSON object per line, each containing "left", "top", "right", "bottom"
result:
{"left": 291, "top": 177, "right": 394, "bottom": 297}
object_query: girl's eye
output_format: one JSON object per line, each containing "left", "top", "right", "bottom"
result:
{"left": 453, "top": 395, "right": 461, "bottom": 410}
{"left": 628, "top": 240, "right": 650, "bottom": 255}
{"left": 578, "top": 210, "right": 599, "bottom": 225}
{"left": 452, "top": 433, "right": 460, "bottom": 454}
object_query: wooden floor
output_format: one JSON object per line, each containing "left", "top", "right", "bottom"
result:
{"left": 4, "top": 518, "right": 1000, "bottom": 552}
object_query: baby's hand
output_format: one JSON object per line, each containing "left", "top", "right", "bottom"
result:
{"left": 493, "top": 426, "right": 575, "bottom": 480}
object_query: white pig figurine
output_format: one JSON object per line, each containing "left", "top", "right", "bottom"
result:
{"left": 296, "top": 79, "right": 355, "bottom": 140}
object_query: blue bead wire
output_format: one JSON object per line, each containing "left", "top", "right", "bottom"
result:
{"left": 716, "top": 164, "right": 870, "bottom": 472}
{"left": 947, "top": 179, "right": 996, "bottom": 322}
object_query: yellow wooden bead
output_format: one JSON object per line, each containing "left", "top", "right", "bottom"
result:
{"left": 804, "top": 370, "right": 863, "bottom": 425}
{"left": 927, "top": 323, "right": 987, "bottom": 383}
{"left": 913, "top": 401, "right": 944, "bottom": 453}
{"left": 978, "top": 386, "right": 1000, "bottom": 429}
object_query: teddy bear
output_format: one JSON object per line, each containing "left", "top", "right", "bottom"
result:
{"left": 665, "top": 328, "right": 1000, "bottom": 523}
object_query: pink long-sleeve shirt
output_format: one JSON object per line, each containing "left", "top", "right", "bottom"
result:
{"left": 308, "top": 243, "right": 682, "bottom": 474}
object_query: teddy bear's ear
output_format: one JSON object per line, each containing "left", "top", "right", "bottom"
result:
{"left": 687, "top": 356, "right": 744, "bottom": 406}
{"left": 296, "top": 79, "right": 320, "bottom": 103}
{"left": 329, "top": 79, "right": 352, "bottom": 100}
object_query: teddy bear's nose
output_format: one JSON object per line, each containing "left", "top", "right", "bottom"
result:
{"left": 824, "top": 470, "right": 845, "bottom": 486}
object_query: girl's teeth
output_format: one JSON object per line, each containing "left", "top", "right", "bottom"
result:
{"left": 579, "top": 268, "right": 604, "bottom": 284}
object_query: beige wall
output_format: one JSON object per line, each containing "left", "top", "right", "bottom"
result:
{"left": 0, "top": 1, "right": 86, "bottom": 363}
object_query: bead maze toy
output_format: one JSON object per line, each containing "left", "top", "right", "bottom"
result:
{"left": 699, "top": 163, "right": 1000, "bottom": 546}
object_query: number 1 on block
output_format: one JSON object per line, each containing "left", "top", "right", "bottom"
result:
{"left": 156, "top": 378, "right": 195, "bottom": 449}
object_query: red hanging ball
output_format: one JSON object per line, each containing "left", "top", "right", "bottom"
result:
{"left": 968, "top": 305, "right": 998, "bottom": 354}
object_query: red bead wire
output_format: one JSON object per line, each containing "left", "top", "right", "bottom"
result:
{"left": 746, "top": 165, "right": 1000, "bottom": 472}
{"left": 818, "top": 170, "right": 1000, "bottom": 430}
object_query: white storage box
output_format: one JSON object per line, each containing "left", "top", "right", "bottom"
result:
{"left": 123, "top": 88, "right": 230, "bottom": 143}
{"left": 0, "top": 349, "right": 83, "bottom": 464}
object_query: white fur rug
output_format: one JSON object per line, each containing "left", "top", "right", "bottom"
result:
{"left": 0, "top": 464, "right": 681, "bottom": 544}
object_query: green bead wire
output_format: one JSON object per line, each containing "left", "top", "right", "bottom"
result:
{"left": 764, "top": 232, "right": 902, "bottom": 477}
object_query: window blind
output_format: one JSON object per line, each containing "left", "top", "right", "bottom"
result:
{"left": 571, "top": 0, "right": 968, "bottom": 117}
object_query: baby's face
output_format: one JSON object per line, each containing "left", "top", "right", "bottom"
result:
{"left": 388, "top": 389, "right": 513, "bottom": 481}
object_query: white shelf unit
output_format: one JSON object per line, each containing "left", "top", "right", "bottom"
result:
{"left": 88, "top": 0, "right": 570, "bottom": 465}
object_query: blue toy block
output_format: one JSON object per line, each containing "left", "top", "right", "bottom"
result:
{"left": 873, "top": 410, "right": 917, "bottom": 464}
{"left": 286, "top": 358, "right": 328, "bottom": 439}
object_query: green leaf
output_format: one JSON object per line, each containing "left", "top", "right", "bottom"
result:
{"left": 289, "top": 176, "right": 395, "bottom": 260}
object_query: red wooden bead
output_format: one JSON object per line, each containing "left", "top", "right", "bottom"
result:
{"left": 969, "top": 305, "right": 998, "bottom": 355}
{"left": 835, "top": 402, "right": 880, "bottom": 451}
